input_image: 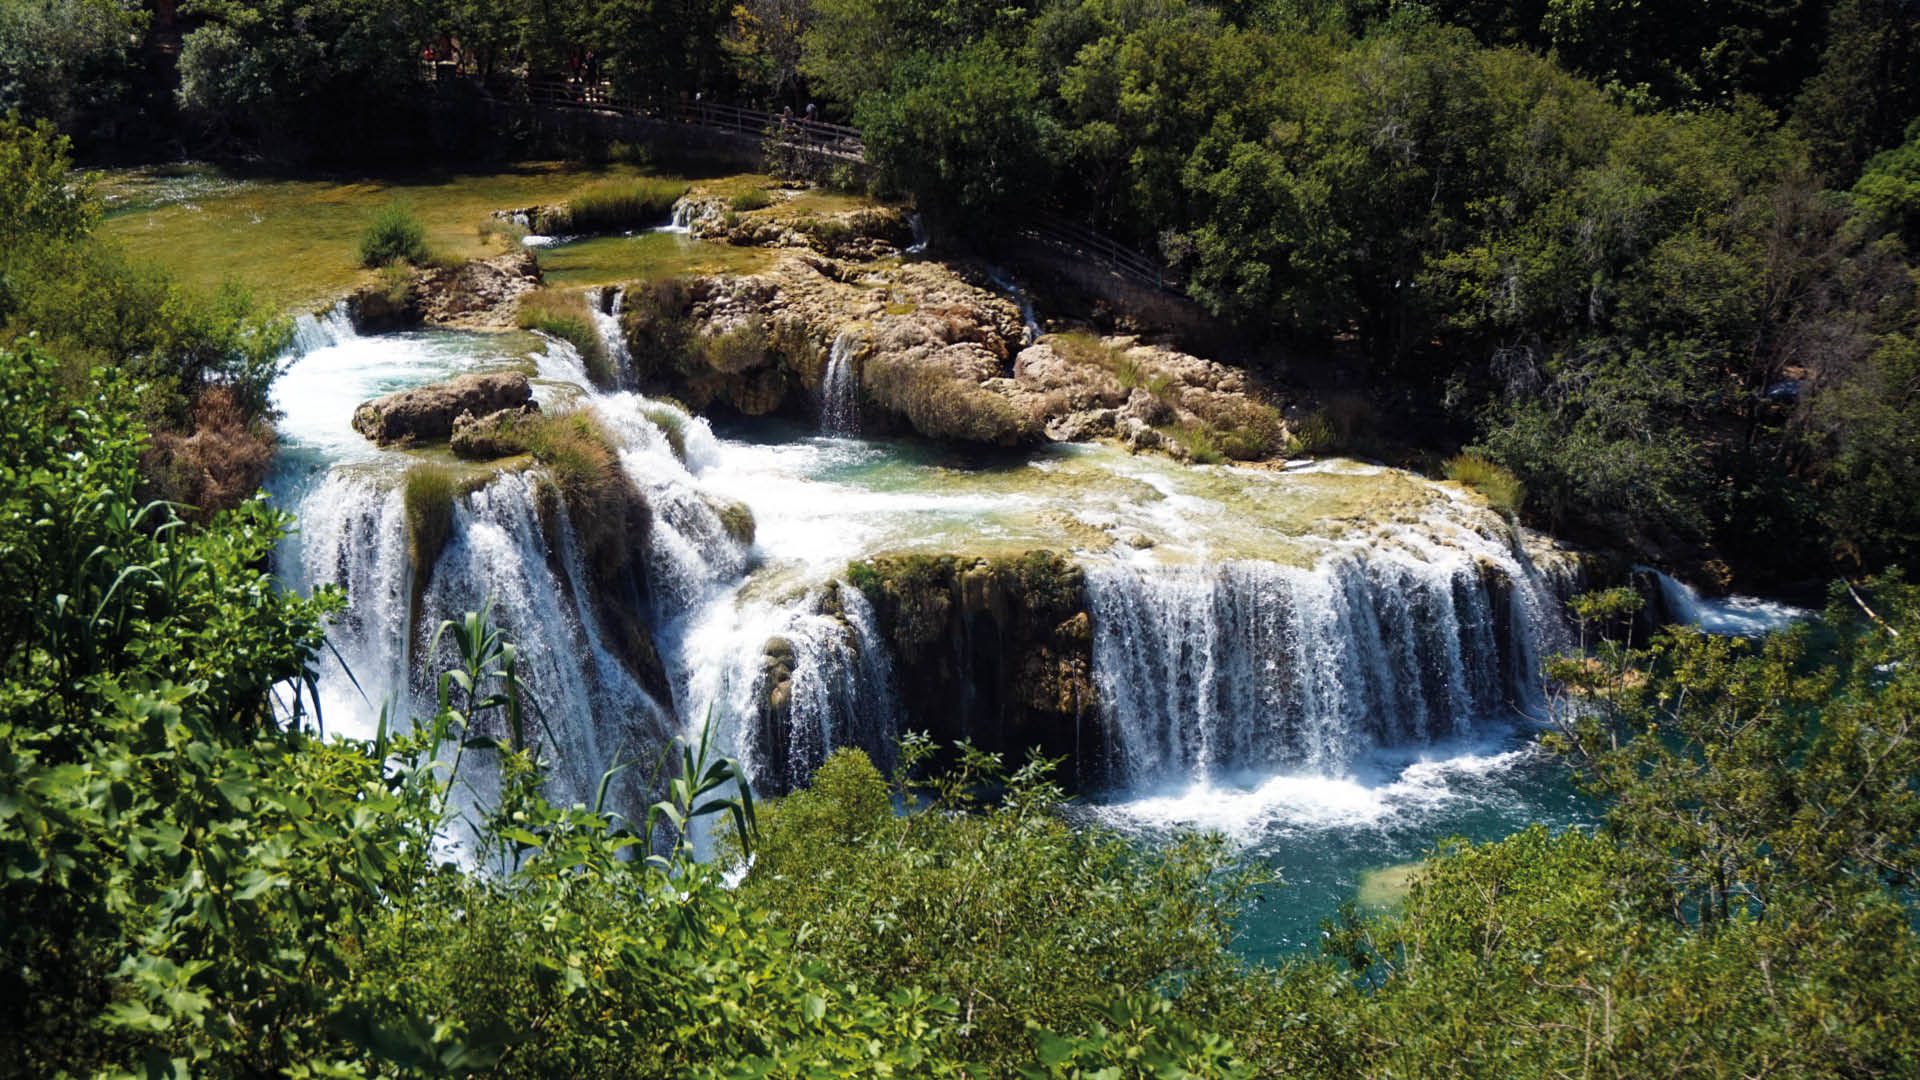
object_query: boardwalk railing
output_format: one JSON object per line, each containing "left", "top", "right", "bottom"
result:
{"left": 1017, "top": 215, "right": 1183, "bottom": 293}
{"left": 433, "top": 69, "right": 866, "bottom": 162}
{"left": 426, "top": 68, "right": 1182, "bottom": 294}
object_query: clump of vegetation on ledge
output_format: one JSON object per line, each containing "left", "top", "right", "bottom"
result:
{"left": 728, "top": 187, "right": 775, "bottom": 212}
{"left": 534, "top": 179, "right": 690, "bottom": 235}
{"left": 517, "top": 288, "right": 614, "bottom": 387}
{"left": 864, "top": 352, "right": 1044, "bottom": 447}
{"left": 1445, "top": 453, "right": 1525, "bottom": 517}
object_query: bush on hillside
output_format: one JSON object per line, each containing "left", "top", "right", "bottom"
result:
{"left": 359, "top": 203, "right": 428, "bottom": 268}
{"left": 1445, "top": 452, "right": 1525, "bottom": 516}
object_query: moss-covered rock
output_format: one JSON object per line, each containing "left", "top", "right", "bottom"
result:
{"left": 846, "top": 550, "right": 1104, "bottom": 787}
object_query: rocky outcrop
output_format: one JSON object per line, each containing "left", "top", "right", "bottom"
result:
{"left": 353, "top": 372, "right": 535, "bottom": 446}
{"left": 416, "top": 250, "right": 542, "bottom": 327}
{"left": 676, "top": 191, "right": 913, "bottom": 260}
{"left": 621, "top": 250, "right": 1286, "bottom": 458}
{"left": 845, "top": 551, "right": 1104, "bottom": 787}
{"left": 347, "top": 251, "right": 542, "bottom": 334}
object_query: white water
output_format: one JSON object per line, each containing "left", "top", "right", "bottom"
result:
{"left": 821, "top": 328, "right": 862, "bottom": 434}
{"left": 1648, "top": 569, "right": 1808, "bottom": 636}
{"left": 985, "top": 266, "right": 1042, "bottom": 345}
{"left": 1088, "top": 513, "right": 1571, "bottom": 788}
{"left": 589, "top": 286, "right": 635, "bottom": 388}
{"left": 273, "top": 310, "right": 1586, "bottom": 830}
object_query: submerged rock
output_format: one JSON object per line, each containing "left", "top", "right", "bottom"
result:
{"left": 352, "top": 371, "right": 535, "bottom": 446}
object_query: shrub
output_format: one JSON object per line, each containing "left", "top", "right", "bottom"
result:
{"left": 728, "top": 187, "right": 775, "bottom": 212}
{"left": 533, "top": 179, "right": 690, "bottom": 234}
{"left": 1287, "top": 410, "right": 1335, "bottom": 455}
{"left": 517, "top": 289, "right": 614, "bottom": 388}
{"left": 477, "top": 216, "right": 527, "bottom": 247}
{"left": 140, "top": 386, "right": 278, "bottom": 514}
{"left": 1193, "top": 397, "right": 1284, "bottom": 460}
{"left": 1159, "top": 421, "right": 1224, "bottom": 464}
{"left": 621, "top": 277, "right": 696, "bottom": 380}
{"left": 359, "top": 203, "right": 428, "bottom": 268}
{"left": 697, "top": 317, "right": 770, "bottom": 374}
{"left": 1445, "top": 452, "right": 1526, "bottom": 516}
{"left": 737, "top": 743, "right": 1257, "bottom": 1074}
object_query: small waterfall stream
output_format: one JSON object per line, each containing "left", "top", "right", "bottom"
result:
{"left": 821, "top": 329, "right": 862, "bottom": 434}
{"left": 590, "top": 286, "right": 635, "bottom": 388}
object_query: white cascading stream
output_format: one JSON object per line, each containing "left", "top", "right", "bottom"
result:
{"left": 1087, "top": 514, "right": 1576, "bottom": 789}
{"left": 589, "top": 286, "right": 635, "bottom": 388}
{"left": 821, "top": 328, "right": 862, "bottom": 434}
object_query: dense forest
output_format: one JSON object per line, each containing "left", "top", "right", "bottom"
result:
{"left": 5, "top": 0, "right": 1920, "bottom": 1075}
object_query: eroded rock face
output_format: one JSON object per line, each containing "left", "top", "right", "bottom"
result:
{"left": 353, "top": 372, "right": 535, "bottom": 446}
{"left": 846, "top": 551, "right": 1106, "bottom": 788}
{"left": 416, "top": 250, "right": 543, "bottom": 328}
{"left": 625, "top": 249, "right": 1287, "bottom": 457}
{"left": 676, "top": 192, "right": 913, "bottom": 260}
{"left": 347, "top": 251, "right": 542, "bottom": 333}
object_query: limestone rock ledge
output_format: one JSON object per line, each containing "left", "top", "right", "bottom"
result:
{"left": 352, "top": 372, "right": 536, "bottom": 446}
{"left": 625, "top": 251, "right": 1288, "bottom": 458}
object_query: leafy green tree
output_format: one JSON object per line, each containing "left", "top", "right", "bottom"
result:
{"left": 737, "top": 740, "right": 1260, "bottom": 1073}
{"left": 0, "top": 0, "right": 139, "bottom": 142}
{"left": 858, "top": 43, "right": 1055, "bottom": 224}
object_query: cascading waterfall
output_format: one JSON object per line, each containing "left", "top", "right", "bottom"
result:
{"left": 821, "top": 329, "right": 862, "bottom": 434}
{"left": 288, "top": 471, "right": 413, "bottom": 738}
{"left": 1088, "top": 519, "right": 1575, "bottom": 789}
{"left": 290, "top": 301, "right": 355, "bottom": 356}
{"left": 277, "top": 308, "right": 1602, "bottom": 814}
{"left": 589, "top": 286, "right": 635, "bottom": 388}
{"left": 1644, "top": 567, "right": 1807, "bottom": 636}
{"left": 419, "top": 472, "right": 674, "bottom": 800}
{"left": 985, "top": 267, "right": 1042, "bottom": 345}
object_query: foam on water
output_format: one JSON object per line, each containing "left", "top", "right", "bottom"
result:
{"left": 1649, "top": 569, "right": 1808, "bottom": 636}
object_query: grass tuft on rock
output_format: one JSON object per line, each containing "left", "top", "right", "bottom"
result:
{"left": 518, "top": 289, "right": 614, "bottom": 388}
{"left": 534, "top": 179, "right": 691, "bottom": 235}
{"left": 865, "top": 354, "right": 1043, "bottom": 447}
{"left": 728, "top": 188, "right": 775, "bottom": 212}
{"left": 1446, "top": 452, "right": 1526, "bottom": 516}
{"left": 402, "top": 464, "right": 461, "bottom": 599}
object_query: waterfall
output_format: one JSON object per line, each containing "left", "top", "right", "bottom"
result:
{"left": 821, "top": 329, "right": 862, "bottom": 434}
{"left": 589, "top": 286, "right": 634, "bottom": 388}
{"left": 1087, "top": 522, "right": 1573, "bottom": 789}
{"left": 287, "top": 471, "right": 413, "bottom": 738}
{"left": 290, "top": 301, "right": 355, "bottom": 356}
{"left": 985, "top": 266, "right": 1041, "bottom": 345}
{"left": 420, "top": 472, "right": 674, "bottom": 801}
{"left": 1646, "top": 569, "right": 1807, "bottom": 636}
{"left": 660, "top": 199, "right": 695, "bottom": 234}
{"left": 672, "top": 584, "right": 898, "bottom": 792}
{"left": 906, "top": 213, "right": 928, "bottom": 254}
